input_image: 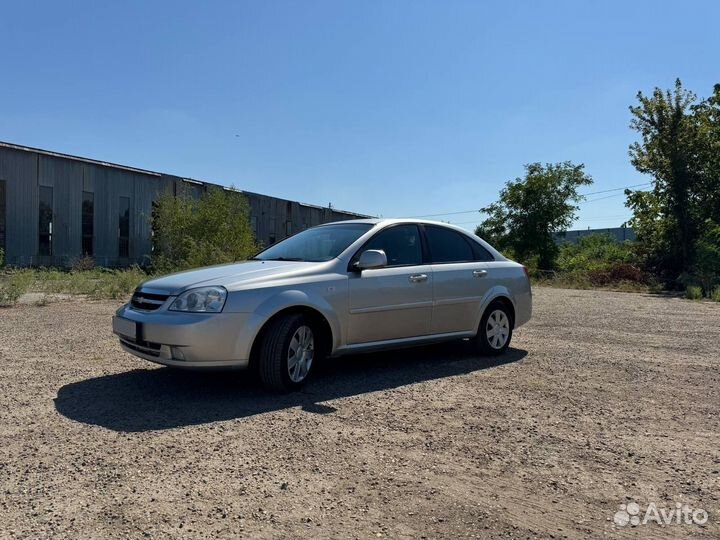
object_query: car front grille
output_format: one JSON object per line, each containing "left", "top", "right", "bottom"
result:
{"left": 130, "top": 291, "right": 169, "bottom": 311}
{"left": 119, "top": 336, "right": 162, "bottom": 358}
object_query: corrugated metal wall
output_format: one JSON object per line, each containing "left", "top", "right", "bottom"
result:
{"left": 0, "top": 148, "right": 38, "bottom": 264}
{"left": 0, "top": 144, "right": 369, "bottom": 267}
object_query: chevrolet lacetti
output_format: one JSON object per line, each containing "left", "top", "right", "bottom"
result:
{"left": 112, "top": 219, "right": 532, "bottom": 391}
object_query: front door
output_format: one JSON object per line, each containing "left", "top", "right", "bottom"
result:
{"left": 348, "top": 224, "right": 432, "bottom": 344}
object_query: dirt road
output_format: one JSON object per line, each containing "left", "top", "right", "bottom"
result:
{"left": 0, "top": 288, "right": 718, "bottom": 539}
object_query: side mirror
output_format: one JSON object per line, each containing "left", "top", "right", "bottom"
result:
{"left": 356, "top": 249, "right": 387, "bottom": 270}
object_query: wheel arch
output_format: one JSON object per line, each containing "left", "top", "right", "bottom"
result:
{"left": 248, "top": 304, "right": 335, "bottom": 371}
{"left": 488, "top": 295, "right": 516, "bottom": 328}
{"left": 476, "top": 287, "right": 517, "bottom": 330}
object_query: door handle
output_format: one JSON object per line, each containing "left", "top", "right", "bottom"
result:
{"left": 472, "top": 269, "right": 488, "bottom": 278}
{"left": 408, "top": 273, "right": 428, "bottom": 283}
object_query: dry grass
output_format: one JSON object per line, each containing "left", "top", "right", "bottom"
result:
{"left": 0, "top": 267, "right": 147, "bottom": 306}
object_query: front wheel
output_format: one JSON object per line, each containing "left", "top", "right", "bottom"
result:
{"left": 474, "top": 301, "right": 513, "bottom": 356}
{"left": 258, "top": 313, "right": 316, "bottom": 392}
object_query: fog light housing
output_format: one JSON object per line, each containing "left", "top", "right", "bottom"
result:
{"left": 171, "top": 347, "right": 186, "bottom": 361}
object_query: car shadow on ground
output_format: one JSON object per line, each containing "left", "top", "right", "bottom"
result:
{"left": 54, "top": 342, "right": 527, "bottom": 432}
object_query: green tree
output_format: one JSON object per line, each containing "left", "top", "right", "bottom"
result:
{"left": 627, "top": 79, "right": 720, "bottom": 284}
{"left": 692, "top": 220, "right": 720, "bottom": 296}
{"left": 151, "top": 186, "right": 258, "bottom": 272}
{"left": 475, "top": 162, "right": 593, "bottom": 269}
{"left": 623, "top": 189, "right": 674, "bottom": 273}
{"left": 692, "top": 84, "right": 720, "bottom": 222}
{"left": 627, "top": 79, "right": 702, "bottom": 276}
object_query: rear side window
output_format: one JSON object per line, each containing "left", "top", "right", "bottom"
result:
{"left": 426, "top": 225, "right": 494, "bottom": 263}
{"left": 363, "top": 224, "right": 422, "bottom": 266}
{"left": 470, "top": 240, "right": 494, "bottom": 261}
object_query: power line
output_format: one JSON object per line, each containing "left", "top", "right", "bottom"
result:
{"left": 406, "top": 182, "right": 652, "bottom": 218}
{"left": 581, "top": 182, "right": 651, "bottom": 196}
{"left": 576, "top": 217, "right": 633, "bottom": 223}
{"left": 580, "top": 191, "right": 649, "bottom": 204}
{"left": 406, "top": 209, "right": 481, "bottom": 218}
{"left": 451, "top": 215, "right": 631, "bottom": 225}
{"left": 578, "top": 214, "right": 630, "bottom": 219}
{"left": 450, "top": 220, "right": 483, "bottom": 225}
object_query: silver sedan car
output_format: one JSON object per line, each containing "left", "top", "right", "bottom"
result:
{"left": 112, "top": 219, "right": 532, "bottom": 391}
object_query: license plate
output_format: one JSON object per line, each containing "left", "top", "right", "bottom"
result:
{"left": 113, "top": 316, "right": 137, "bottom": 339}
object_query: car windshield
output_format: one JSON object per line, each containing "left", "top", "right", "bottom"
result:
{"left": 254, "top": 223, "right": 373, "bottom": 262}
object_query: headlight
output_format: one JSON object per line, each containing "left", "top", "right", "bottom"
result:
{"left": 169, "top": 286, "right": 227, "bottom": 313}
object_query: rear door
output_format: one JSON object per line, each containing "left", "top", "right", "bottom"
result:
{"left": 347, "top": 224, "right": 433, "bottom": 344}
{"left": 424, "top": 225, "right": 495, "bottom": 334}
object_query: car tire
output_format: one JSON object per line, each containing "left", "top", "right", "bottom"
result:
{"left": 474, "top": 300, "right": 513, "bottom": 356}
{"left": 258, "top": 313, "right": 316, "bottom": 392}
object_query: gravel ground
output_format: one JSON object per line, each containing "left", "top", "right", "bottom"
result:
{"left": 0, "top": 288, "right": 718, "bottom": 539}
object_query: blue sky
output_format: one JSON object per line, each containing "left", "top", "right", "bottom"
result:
{"left": 2, "top": 1, "right": 719, "bottom": 231}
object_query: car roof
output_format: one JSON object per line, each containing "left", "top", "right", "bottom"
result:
{"left": 322, "top": 217, "right": 472, "bottom": 231}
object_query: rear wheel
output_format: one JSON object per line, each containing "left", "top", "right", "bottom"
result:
{"left": 474, "top": 301, "right": 513, "bottom": 355}
{"left": 258, "top": 313, "right": 316, "bottom": 392}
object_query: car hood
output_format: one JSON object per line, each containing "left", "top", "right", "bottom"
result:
{"left": 137, "top": 260, "right": 325, "bottom": 295}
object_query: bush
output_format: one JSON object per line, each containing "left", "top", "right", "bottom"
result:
{"left": 586, "top": 262, "right": 647, "bottom": 286}
{"left": 551, "top": 235, "right": 648, "bottom": 288}
{"left": 0, "top": 271, "right": 32, "bottom": 307}
{"left": 90, "top": 267, "right": 147, "bottom": 299}
{"left": 71, "top": 255, "right": 96, "bottom": 271}
{"left": 557, "top": 234, "right": 637, "bottom": 274}
{"left": 0, "top": 247, "right": 4, "bottom": 267}
{"left": 151, "top": 186, "right": 258, "bottom": 273}
{"left": 685, "top": 286, "right": 703, "bottom": 300}
{"left": 711, "top": 287, "right": 720, "bottom": 302}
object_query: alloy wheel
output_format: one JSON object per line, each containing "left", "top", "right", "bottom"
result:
{"left": 287, "top": 325, "right": 314, "bottom": 382}
{"left": 486, "top": 309, "right": 510, "bottom": 350}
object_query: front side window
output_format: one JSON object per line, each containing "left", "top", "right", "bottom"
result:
{"left": 362, "top": 224, "right": 423, "bottom": 267}
{"left": 255, "top": 223, "right": 372, "bottom": 262}
{"left": 39, "top": 186, "right": 53, "bottom": 256}
{"left": 82, "top": 191, "right": 94, "bottom": 256}
{"left": 118, "top": 196, "right": 130, "bottom": 258}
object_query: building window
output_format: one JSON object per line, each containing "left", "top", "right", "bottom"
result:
{"left": 0, "top": 180, "right": 6, "bottom": 254}
{"left": 269, "top": 234, "right": 276, "bottom": 245}
{"left": 286, "top": 221, "right": 292, "bottom": 236}
{"left": 118, "top": 196, "right": 130, "bottom": 258}
{"left": 82, "top": 191, "right": 94, "bottom": 256}
{"left": 250, "top": 215, "right": 258, "bottom": 235}
{"left": 39, "top": 186, "right": 53, "bottom": 256}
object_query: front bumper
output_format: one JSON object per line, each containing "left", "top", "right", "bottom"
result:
{"left": 112, "top": 304, "right": 264, "bottom": 369}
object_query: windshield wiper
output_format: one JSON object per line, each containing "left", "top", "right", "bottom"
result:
{"left": 258, "top": 257, "right": 305, "bottom": 262}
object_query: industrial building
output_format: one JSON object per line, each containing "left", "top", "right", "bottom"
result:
{"left": 0, "top": 141, "right": 369, "bottom": 267}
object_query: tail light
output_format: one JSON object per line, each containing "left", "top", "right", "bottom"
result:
{"left": 523, "top": 266, "right": 530, "bottom": 279}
